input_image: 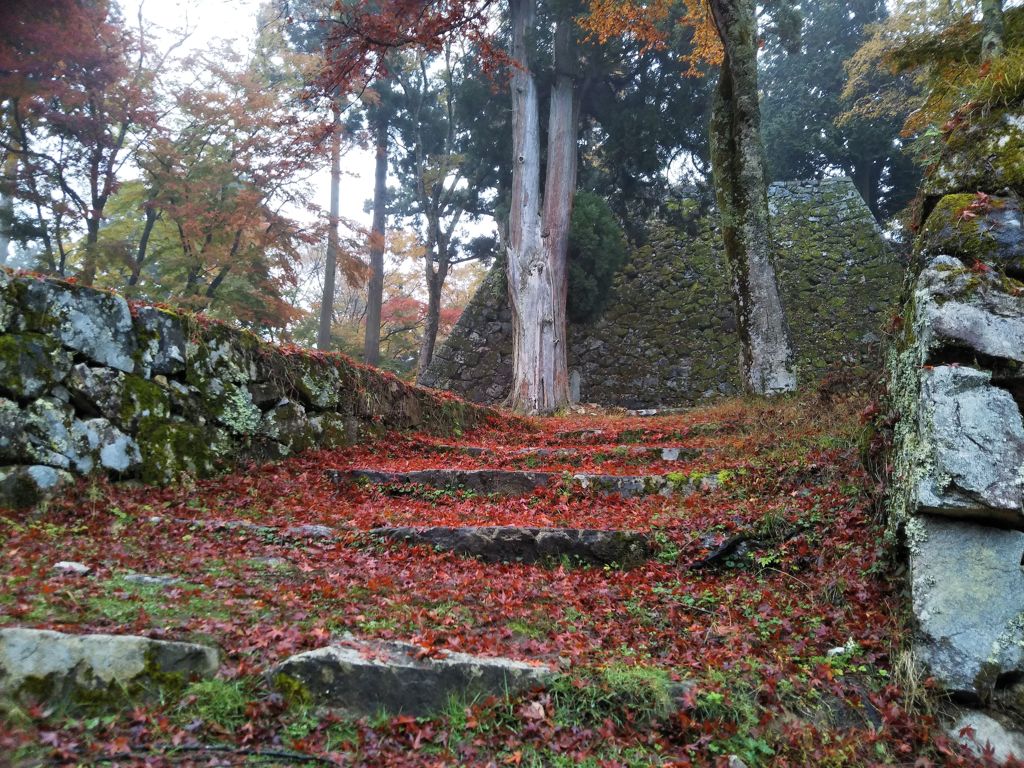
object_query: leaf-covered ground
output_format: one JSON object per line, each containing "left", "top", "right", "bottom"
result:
{"left": 0, "top": 395, "right": 991, "bottom": 766}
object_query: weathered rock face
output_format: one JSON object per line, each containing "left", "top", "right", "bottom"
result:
{"left": 889, "top": 106, "right": 1024, "bottom": 738}
{"left": 271, "top": 637, "right": 553, "bottom": 716}
{"left": 908, "top": 517, "right": 1024, "bottom": 701}
{"left": 0, "top": 273, "right": 497, "bottom": 508}
{"left": 424, "top": 178, "right": 898, "bottom": 407}
{"left": 0, "top": 628, "right": 219, "bottom": 705}
{"left": 916, "top": 366, "right": 1024, "bottom": 524}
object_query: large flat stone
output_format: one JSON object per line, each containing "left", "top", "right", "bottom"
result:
{"left": 916, "top": 256, "right": 1024, "bottom": 363}
{"left": 271, "top": 637, "right": 553, "bottom": 716}
{"left": 331, "top": 468, "right": 712, "bottom": 498}
{"left": 915, "top": 365, "right": 1024, "bottom": 525}
{"left": 0, "top": 628, "right": 219, "bottom": 703}
{"left": 909, "top": 516, "right": 1024, "bottom": 701}
{"left": 372, "top": 526, "right": 653, "bottom": 566}
{"left": 332, "top": 468, "right": 553, "bottom": 495}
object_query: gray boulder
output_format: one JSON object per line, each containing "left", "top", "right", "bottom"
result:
{"left": 915, "top": 365, "right": 1024, "bottom": 525}
{"left": 916, "top": 256, "right": 1024, "bottom": 363}
{"left": 133, "top": 306, "right": 186, "bottom": 376}
{"left": 0, "top": 465, "right": 73, "bottom": 509}
{"left": 259, "top": 400, "right": 312, "bottom": 451}
{"left": 0, "top": 333, "right": 72, "bottom": 400}
{"left": 909, "top": 516, "right": 1024, "bottom": 700}
{"left": 66, "top": 364, "right": 170, "bottom": 431}
{"left": 949, "top": 710, "right": 1024, "bottom": 764}
{"left": 0, "top": 627, "right": 219, "bottom": 704}
{"left": 16, "top": 278, "right": 136, "bottom": 372}
{"left": 372, "top": 525, "right": 653, "bottom": 567}
{"left": 75, "top": 418, "right": 142, "bottom": 474}
{"left": 271, "top": 637, "right": 553, "bottom": 716}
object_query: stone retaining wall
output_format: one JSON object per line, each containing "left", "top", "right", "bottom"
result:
{"left": 888, "top": 106, "right": 1024, "bottom": 744}
{"left": 421, "top": 177, "right": 900, "bottom": 408}
{"left": 0, "top": 271, "right": 497, "bottom": 508}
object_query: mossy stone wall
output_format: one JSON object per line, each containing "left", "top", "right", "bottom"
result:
{"left": 0, "top": 271, "right": 498, "bottom": 508}
{"left": 422, "top": 177, "right": 899, "bottom": 407}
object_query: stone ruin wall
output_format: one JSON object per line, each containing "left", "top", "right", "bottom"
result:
{"left": 889, "top": 108, "right": 1024, "bottom": 751}
{"left": 0, "top": 270, "right": 495, "bottom": 508}
{"left": 421, "top": 177, "right": 901, "bottom": 408}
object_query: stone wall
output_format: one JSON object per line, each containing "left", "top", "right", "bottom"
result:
{"left": 0, "top": 271, "right": 497, "bottom": 508}
{"left": 889, "top": 105, "right": 1024, "bottom": 747}
{"left": 421, "top": 177, "right": 899, "bottom": 408}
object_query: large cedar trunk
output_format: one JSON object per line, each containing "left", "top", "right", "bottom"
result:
{"left": 505, "top": 0, "right": 576, "bottom": 415}
{"left": 318, "top": 108, "right": 342, "bottom": 351}
{"left": 709, "top": 0, "right": 796, "bottom": 396}
{"left": 363, "top": 114, "right": 388, "bottom": 366}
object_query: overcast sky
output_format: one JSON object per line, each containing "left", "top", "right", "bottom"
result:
{"left": 125, "top": 0, "right": 378, "bottom": 228}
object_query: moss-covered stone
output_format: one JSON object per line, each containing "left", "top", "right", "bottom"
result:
{"left": 0, "top": 333, "right": 72, "bottom": 400}
{"left": 923, "top": 109, "right": 1024, "bottom": 200}
{"left": 136, "top": 418, "right": 215, "bottom": 485}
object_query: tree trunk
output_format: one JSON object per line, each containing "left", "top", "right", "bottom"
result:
{"left": 505, "top": 0, "right": 574, "bottom": 415}
{"left": 709, "top": 0, "right": 796, "bottom": 396}
{"left": 80, "top": 218, "right": 100, "bottom": 286}
{"left": 0, "top": 148, "right": 15, "bottom": 266}
{"left": 416, "top": 260, "right": 445, "bottom": 380}
{"left": 318, "top": 107, "right": 343, "bottom": 351}
{"left": 128, "top": 203, "right": 157, "bottom": 287}
{"left": 982, "top": 0, "right": 1004, "bottom": 61}
{"left": 363, "top": 113, "right": 388, "bottom": 366}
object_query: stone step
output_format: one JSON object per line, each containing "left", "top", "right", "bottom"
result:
{"left": 429, "top": 444, "right": 702, "bottom": 462}
{"left": 271, "top": 637, "right": 554, "bottom": 717}
{"left": 371, "top": 525, "right": 653, "bottom": 566}
{"left": 0, "top": 627, "right": 219, "bottom": 705}
{"left": 330, "top": 468, "right": 721, "bottom": 498}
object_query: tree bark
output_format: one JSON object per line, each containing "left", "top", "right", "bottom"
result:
{"left": 709, "top": 0, "right": 796, "bottom": 396}
{"left": 505, "top": 0, "right": 575, "bottom": 415}
{"left": 416, "top": 258, "right": 445, "bottom": 379}
{"left": 318, "top": 107, "right": 343, "bottom": 351}
{"left": 128, "top": 202, "right": 157, "bottom": 287}
{"left": 363, "top": 113, "right": 388, "bottom": 366}
{"left": 0, "top": 151, "right": 14, "bottom": 266}
{"left": 982, "top": 0, "right": 1004, "bottom": 61}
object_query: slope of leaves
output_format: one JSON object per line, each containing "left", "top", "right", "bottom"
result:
{"left": 0, "top": 395, "right": 995, "bottom": 766}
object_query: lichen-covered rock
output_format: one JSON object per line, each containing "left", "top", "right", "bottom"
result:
{"left": 133, "top": 306, "right": 186, "bottom": 376}
{"left": 14, "top": 278, "right": 136, "bottom": 372}
{"left": 66, "top": 364, "right": 170, "bottom": 432}
{"left": 915, "top": 366, "right": 1024, "bottom": 525}
{"left": 918, "top": 195, "right": 1024, "bottom": 272}
{"left": 0, "top": 627, "right": 219, "bottom": 704}
{"left": 259, "top": 400, "right": 311, "bottom": 452}
{"left": 271, "top": 637, "right": 552, "bottom": 716}
{"left": 0, "top": 397, "right": 94, "bottom": 472}
{"left": 909, "top": 516, "right": 1024, "bottom": 701}
{"left": 915, "top": 256, "right": 1024, "bottom": 363}
{"left": 0, "top": 465, "right": 73, "bottom": 509}
{"left": 292, "top": 356, "right": 343, "bottom": 410}
{"left": 76, "top": 418, "right": 142, "bottom": 474}
{"left": 0, "top": 332, "right": 72, "bottom": 399}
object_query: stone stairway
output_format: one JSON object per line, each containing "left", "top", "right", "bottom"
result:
{"left": 1, "top": 399, "right": 908, "bottom": 766}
